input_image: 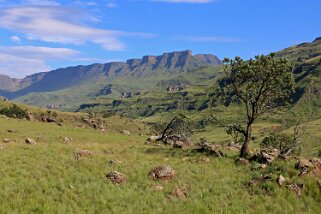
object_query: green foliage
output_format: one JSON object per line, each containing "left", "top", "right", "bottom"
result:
{"left": 260, "top": 132, "right": 302, "bottom": 156}
{"left": 0, "top": 104, "right": 28, "bottom": 119}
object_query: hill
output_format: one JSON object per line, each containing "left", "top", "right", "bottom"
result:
{"left": 0, "top": 50, "right": 221, "bottom": 109}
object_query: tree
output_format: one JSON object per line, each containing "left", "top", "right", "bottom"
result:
{"left": 215, "top": 53, "right": 294, "bottom": 158}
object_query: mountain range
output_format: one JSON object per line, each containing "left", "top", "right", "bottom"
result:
{"left": 1, "top": 38, "right": 321, "bottom": 115}
{"left": 0, "top": 50, "right": 221, "bottom": 106}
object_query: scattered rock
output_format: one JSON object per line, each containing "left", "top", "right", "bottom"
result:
{"left": 121, "top": 130, "right": 131, "bottom": 135}
{"left": 26, "top": 112, "right": 35, "bottom": 121}
{"left": 236, "top": 157, "right": 249, "bottom": 165}
{"left": 250, "top": 148, "right": 280, "bottom": 164}
{"left": 153, "top": 184, "right": 164, "bottom": 191}
{"left": 295, "top": 158, "right": 321, "bottom": 177}
{"left": 276, "top": 175, "right": 285, "bottom": 186}
{"left": 75, "top": 150, "right": 93, "bottom": 159}
{"left": 194, "top": 142, "right": 224, "bottom": 157}
{"left": 2, "top": 138, "right": 10, "bottom": 143}
{"left": 248, "top": 175, "right": 272, "bottom": 186}
{"left": 106, "top": 171, "right": 127, "bottom": 185}
{"left": 149, "top": 166, "right": 176, "bottom": 180}
{"left": 63, "top": 137, "right": 73, "bottom": 144}
{"left": 25, "top": 138, "right": 37, "bottom": 145}
{"left": 287, "top": 183, "right": 304, "bottom": 196}
{"left": 171, "top": 186, "right": 188, "bottom": 199}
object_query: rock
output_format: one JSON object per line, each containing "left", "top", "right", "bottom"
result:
{"left": 194, "top": 142, "right": 224, "bottom": 157}
{"left": 226, "top": 142, "right": 242, "bottom": 151}
{"left": 200, "top": 157, "right": 210, "bottom": 163}
{"left": 63, "top": 137, "right": 73, "bottom": 144}
{"left": 250, "top": 148, "right": 280, "bottom": 164}
{"left": 295, "top": 158, "right": 321, "bottom": 177}
{"left": 3, "top": 138, "right": 10, "bottom": 143}
{"left": 106, "top": 171, "right": 127, "bottom": 185}
{"left": 149, "top": 166, "right": 176, "bottom": 180}
{"left": 121, "top": 130, "right": 131, "bottom": 135}
{"left": 248, "top": 175, "right": 272, "bottom": 186}
{"left": 46, "top": 118, "right": 57, "bottom": 123}
{"left": 145, "top": 136, "right": 161, "bottom": 144}
{"left": 171, "top": 186, "right": 188, "bottom": 199}
{"left": 287, "top": 183, "right": 304, "bottom": 196}
{"left": 75, "top": 150, "right": 93, "bottom": 159}
{"left": 25, "top": 138, "right": 37, "bottom": 145}
{"left": 260, "top": 164, "right": 267, "bottom": 169}
{"left": 317, "top": 180, "right": 321, "bottom": 190}
{"left": 0, "top": 145, "right": 5, "bottom": 149}
{"left": 153, "top": 184, "right": 164, "bottom": 191}
{"left": 0, "top": 96, "right": 8, "bottom": 101}
{"left": 26, "top": 112, "right": 35, "bottom": 121}
{"left": 7, "top": 129, "right": 15, "bottom": 133}
{"left": 276, "top": 175, "right": 285, "bottom": 186}
{"left": 236, "top": 157, "right": 249, "bottom": 165}
{"left": 58, "top": 123, "right": 64, "bottom": 127}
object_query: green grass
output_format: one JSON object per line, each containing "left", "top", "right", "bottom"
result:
{"left": 0, "top": 112, "right": 321, "bottom": 213}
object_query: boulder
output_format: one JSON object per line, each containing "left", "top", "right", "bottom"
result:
{"left": 250, "top": 148, "right": 280, "bottom": 164}
{"left": 236, "top": 157, "right": 249, "bottom": 166}
{"left": 2, "top": 138, "right": 10, "bottom": 143}
{"left": 276, "top": 175, "right": 285, "bottom": 186}
{"left": 171, "top": 186, "right": 188, "bottom": 199}
{"left": 75, "top": 150, "right": 93, "bottom": 159}
{"left": 287, "top": 183, "right": 304, "bottom": 196}
{"left": 121, "top": 130, "right": 131, "bottom": 135}
{"left": 106, "top": 171, "right": 127, "bottom": 185}
{"left": 149, "top": 166, "right": 176, "bottom": 180}
{"left": 194, "top": 142, "right": 224, "bottom": 157}
{"left": 295, "top": 158, "right": 321, "bottom": 177}
{"left": 25, "top": 138, "right": 37, "bottom": 145}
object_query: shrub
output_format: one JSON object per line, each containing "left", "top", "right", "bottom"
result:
{"left": 0, "top": 104, "right": 28, "bottom": 119}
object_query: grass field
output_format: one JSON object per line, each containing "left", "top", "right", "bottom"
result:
{"left": 0, "top": 111, "right": 321, "bottom": 213}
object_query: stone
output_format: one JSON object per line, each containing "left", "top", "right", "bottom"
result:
{"left": 75, "top": 150, "right": 93, "bottom": 159}
{"left": 295, "top": 158, "right": 321, "bottom": 177}
{"left": 26, "top": 112, "right": 35, "bottom": 121}
{"left": 250, "top": 148, "right": 280, "bottom": 164}
{"left": 121, "top": 130, "right": 131, "bottom": 135}
{"left": 153, "top": 184, "right": 164, "bottom": 191}
{"left": 46, "top": 118, "right": 56, "bottom": 123}
{"left": 7, "top": 129, "right": 15, "bottom": 133}
{"left": 63, "top": 137, "right": 73, "bottom": 144}
{"left": 3, "top": 138, "right": 10, "bottom": 143}
{"left": 25, "top": 138, "right": 37, "bottom": 145}
{"left": 106, "top": 171, "right": 127, "bottom": 185}
{"left": 236, "top": 157, "right": 249, "bottom": 165}
{"left": 287, "top": 183, "right": 303, "bottom": 196}
{"left": 149, "top": 166, "right": 176, "bottom": 180}
{"left": 194, "top": 142, "right": 224, "bottom": 157}
{"left": 171, "top": 186, "right": 188, "bottom": 199}
{"left": 276, "top": 175, "right": 285, "bottom": 186}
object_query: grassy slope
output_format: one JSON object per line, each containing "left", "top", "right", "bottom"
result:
{"left": 0, "top": 101, "right": 320, "bottom": 213}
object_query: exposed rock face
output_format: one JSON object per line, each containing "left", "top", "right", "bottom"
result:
{"left": 149, "top": 166, "right": 176, "bottom": 180}
{"left": 25, "top": 138, "right": 36, "bottom": 145}
{"left": 106, "top": 171, "right": 127, "bottom": 185}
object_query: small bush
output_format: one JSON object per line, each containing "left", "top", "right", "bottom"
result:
{"left": 0, "top": 104, "right": 28, "bottom": 119}
{"left": 260, "top": 132, "right": 302, "bottom": 156}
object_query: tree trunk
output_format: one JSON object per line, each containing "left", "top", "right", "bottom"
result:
{"left": 240, "top": 123, "right": 252, "bottom": 158}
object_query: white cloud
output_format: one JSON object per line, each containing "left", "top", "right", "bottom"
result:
{"left": 175, "top": 35, "right": 242, "bottom": 43}
{"left": 0, "top": 53, "right": 50, "bottom": 78}
{"left": 152, "top": 0, "right": 214, "bottom": 3}
{"left": 0, "top": 46, "right": 82, "bottom": 78}
{"left": 23, "top": 0, "right": 60, "bottom": 6}
{"left": 10, "top": 35, "right": 21, "bottom": 43}
{"left": 0, "top": 6, "right": 155, "bottom": 51}
{"left": 106, "top": 2, "right": 117, "bottom": 8}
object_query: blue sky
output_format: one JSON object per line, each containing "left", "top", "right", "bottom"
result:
{"left": 0, "top": 0, "right": 320, "bottom": 78}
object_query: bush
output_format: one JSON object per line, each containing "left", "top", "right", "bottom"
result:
{"left": 0, "top": 104, "right": 28, "bottom": 119}
{"left": 260, "top": 132, "right": 302, "bottom": 156}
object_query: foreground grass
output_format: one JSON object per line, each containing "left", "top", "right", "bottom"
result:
{"left": 0, "top": 117, "right": 320, "bottom": 213}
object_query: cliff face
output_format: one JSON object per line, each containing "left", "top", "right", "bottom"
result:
{"left": 0, "top": 50, "right": 221, "bottom": 99}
